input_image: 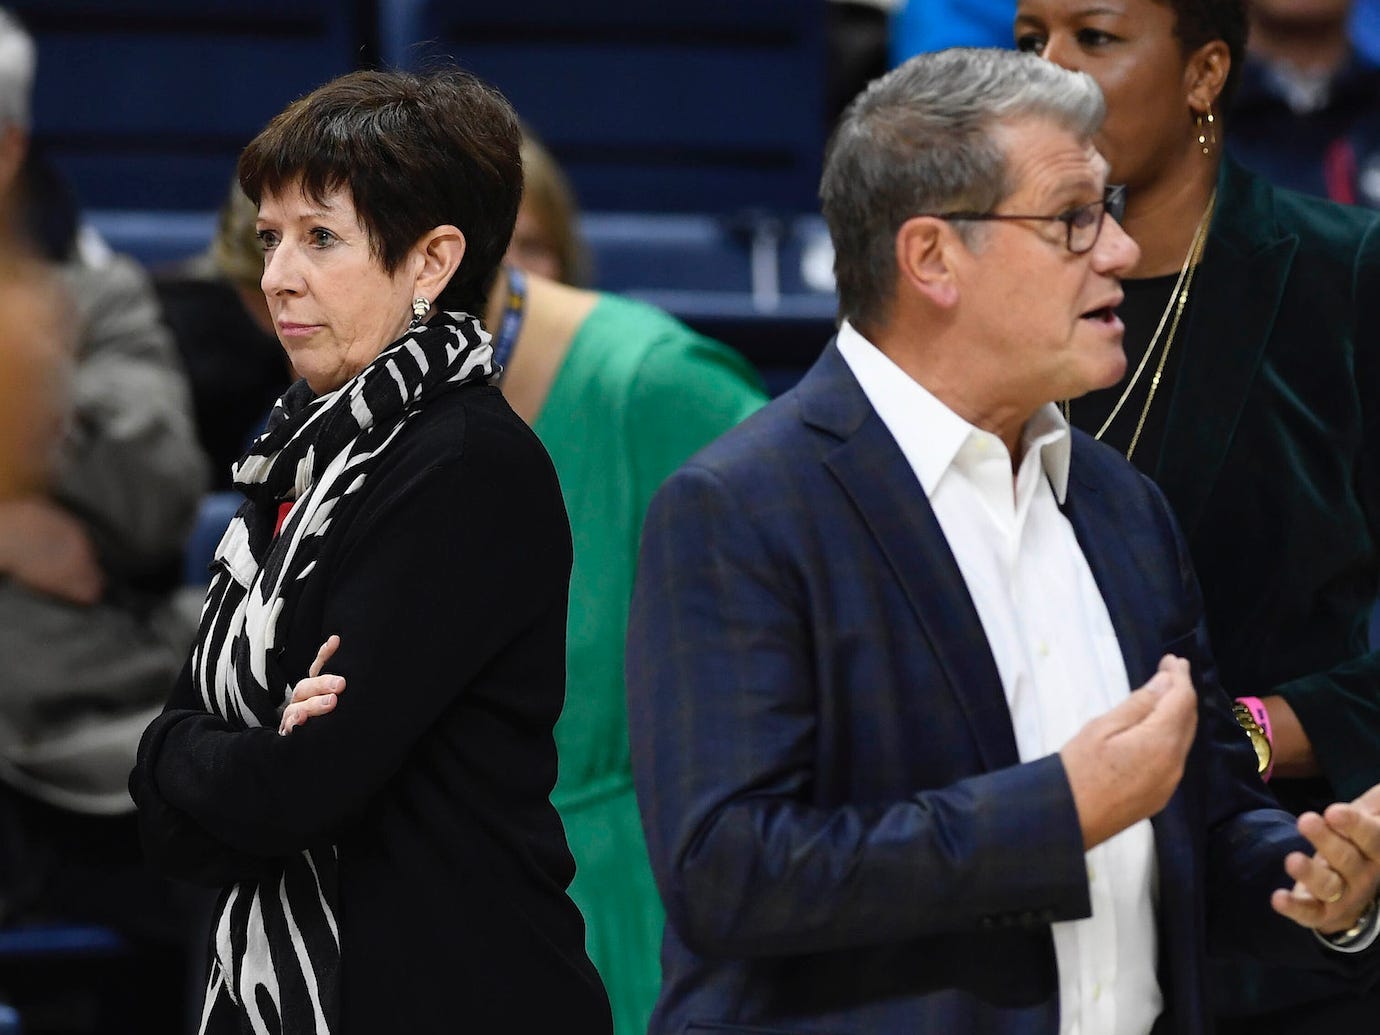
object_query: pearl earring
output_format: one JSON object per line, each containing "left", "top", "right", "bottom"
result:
{"left": 410, "top": 297, "right": 430, "bottom": 329}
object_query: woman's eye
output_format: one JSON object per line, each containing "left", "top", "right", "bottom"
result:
{"left": 310, "top": 229, "right": 336, "bottom": 248}
{"left": 255, "top": 230, "right": 279, "bottom": 251}
{"left": 1076, "top": 28, "right": 1115, "bottom": 47}
{"left": 1014, "top": 33, "right": 1045, "bottom": 54}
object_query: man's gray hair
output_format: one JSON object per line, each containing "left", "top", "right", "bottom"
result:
{"left": 0, "top": 8, "right": 35, "bottom": 132}
{"left": 820, "top": 48, "right": 1104, "bottom": 330}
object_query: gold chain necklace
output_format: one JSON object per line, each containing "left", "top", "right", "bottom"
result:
{"left": 1062, "top": 189, "right": 1217, "bottom": 460}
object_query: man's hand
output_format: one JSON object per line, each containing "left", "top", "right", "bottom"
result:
{"left": 1272, "top": 784, "right": 1380, "bottom": 935}
{"left": 0, "top": 498, "right": 104, "bottom": 605}
{"left": 279, "top": 635, "right": 345, "bottom": 736}
{"left": 1061, "top": 654, "right": 1198, "bottom": 850}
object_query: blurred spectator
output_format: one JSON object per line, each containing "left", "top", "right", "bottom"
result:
{"left": 1355, "top": 0, "right": 1380, "bottom": 63}
{"left": 891, "top": 0, "right": 1012, "bottom": 62}
{"left": 493, "top": 130, "right": 768, "bottom": 1035}
{"left": 505, "top": 130, "right": 591, "bottom": 286}
{"left": 155, "top": 181, "right": 291, "bottom": 489}
{"left": 827, "top": 0, "right": 899, "bottom": 122}
{"left": 0, "top": 254, "right": 70, "bottom": 503}
{"left": 1229, "top": 0, "right": 1380, "bottom": 206}
{"left": 0, "top": 5, "right": 208, "bottom": 1029}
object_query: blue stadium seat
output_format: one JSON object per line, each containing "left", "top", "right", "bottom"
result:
{"left": 0, "top": 924, "right": 125, "bottom": 961}
{"left": 377, "top": 0, "right": 828, "bottom": 214}
{"left": 87, "top": 209, "right": 216, "bottom": 268}
{"left": 184, "top": 490, "right": 242, "bottom": 585}
{"left": 582, "top": 210, "right": 835, "bottom": 393}
{"left": 10, "top": 1, "right": 363, "bottom": 210}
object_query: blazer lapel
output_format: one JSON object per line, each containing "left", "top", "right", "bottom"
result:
{"left": 799, "top": 343, "right": 1021, "bottom": 772}
{"left": 1061, "top": 457, "right": 1160, "bottom": 686}
{"left": 1154, "top": 159, "right": 1298, "bottom": 539}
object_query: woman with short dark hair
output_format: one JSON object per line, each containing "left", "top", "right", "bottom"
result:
{"left": 130, "top": 68, "right": 612, "bottom": 1035}
{"left": 1014, "top": 0, "right": 1380, "bottom": 1029}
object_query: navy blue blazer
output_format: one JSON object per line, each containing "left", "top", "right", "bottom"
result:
{"left": 626, "top": 342, "right": 1368, "bottom": 1035}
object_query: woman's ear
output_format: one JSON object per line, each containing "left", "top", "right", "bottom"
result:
{"left": 412, "top": 225, "right": 466, "bottom": 301}
{"left": 1185, "top": 39, "right": 1230, "bottom": 113}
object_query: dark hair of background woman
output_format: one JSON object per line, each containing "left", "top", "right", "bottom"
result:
{"left": 237, "top": 67, "right": 523, "bottom": 318}
{"left": 1166, "top": 0, "right": 1248, "bottom": 107}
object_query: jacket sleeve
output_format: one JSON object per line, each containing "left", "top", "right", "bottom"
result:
{"left": 134, "top": 419, "right": 570, "bottom": 858}
{"left": 1275, "top": 215, "right": 1380, "bottom": 800}
{"left": 129, "top": 656, "right": 278, "bottom": 887}
{"left": 626, "top": 462, "right": 1090, "bottom": 959}
{"left": 55, "top": 253, "right": 208, "bottom": 579}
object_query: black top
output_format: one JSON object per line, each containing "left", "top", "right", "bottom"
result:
{"left": 1066, "top": 272, "right": 1194, "bottom": 476}
{"left": 131, "top": 382, "right": 612, "bottom": 1034}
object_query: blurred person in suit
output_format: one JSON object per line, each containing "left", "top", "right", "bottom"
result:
{"left": 627, "top": 48, "right": 1380, "bottom": 1035}
{"left": 1228, "top": 0, "right": 1380, "bottom": 207}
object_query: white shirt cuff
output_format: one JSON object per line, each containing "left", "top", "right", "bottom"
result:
{"left": 1316, "top": 901, "right": 1380, "bottom": 954}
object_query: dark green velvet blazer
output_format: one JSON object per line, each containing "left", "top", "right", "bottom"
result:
{"left": 1170, "top": 160, "right": 1380, "bottom": 1016}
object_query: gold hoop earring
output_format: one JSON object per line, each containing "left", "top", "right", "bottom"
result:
{"left": 1196, "top": 109, "right": 1216, "bottom": 157}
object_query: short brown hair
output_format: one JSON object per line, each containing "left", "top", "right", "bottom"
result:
{"left": 1163, "top": 0, "right": 1248, "bottom": 110}
{"left": 238, "top": 68, "right": 523, "bottom": 317}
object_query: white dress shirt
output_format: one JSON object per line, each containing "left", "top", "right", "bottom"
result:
{"left": 837, "top": 321, "right": 1162, "bottom": 1035}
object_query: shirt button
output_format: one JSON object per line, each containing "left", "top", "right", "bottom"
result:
{"left": 1037, "top": 640, "right": 1050, "bottom": 658}
{"left": 1087, "top": 863, "right": 1096, "bottom": 883}
{"left": 1093, "top": 982, "right": 1102, "bottom": 1001}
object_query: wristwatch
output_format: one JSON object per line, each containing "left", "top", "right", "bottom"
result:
{"left": 1232, "top": 697, "right": 1273, "bottom": 780}
{"left": 1323, "top": 895, "right": 1380, "bottom": 950}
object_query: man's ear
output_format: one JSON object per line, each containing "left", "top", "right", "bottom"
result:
{"left": 1185, "top": 39, "right": 1230, "bottom": 113}
{"left": 413, "top": 224, "right": 466, "bottom": 301}
{"left": 896, "top": 216, "right": 960, "bottom": 309}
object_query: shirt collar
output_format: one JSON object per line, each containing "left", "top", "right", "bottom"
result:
{"left": 835, "top": 319, "right": 1071, "bottom": 503}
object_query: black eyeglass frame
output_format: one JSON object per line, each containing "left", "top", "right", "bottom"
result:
{"left": 917, "top": 183, "right": 1128, "bottom": 255}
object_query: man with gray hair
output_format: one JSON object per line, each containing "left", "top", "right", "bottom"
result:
{"left": 627, "top": 48, "right": 1380, "bottom": 1034}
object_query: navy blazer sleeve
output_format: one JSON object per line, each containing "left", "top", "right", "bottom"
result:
{"left": 627, "top": 461, "right": 1092, "bottom": 959}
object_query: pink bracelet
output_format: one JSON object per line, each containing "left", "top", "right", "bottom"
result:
{"left": 1235, "top": 695, "right": 1274, "bottom": 781}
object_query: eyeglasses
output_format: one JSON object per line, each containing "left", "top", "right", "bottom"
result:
{"left": 918, "top": 183, "right": 1127, "bottom": 255}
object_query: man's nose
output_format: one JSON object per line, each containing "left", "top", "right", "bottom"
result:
{"left": 1092, "top": 213, "right": 1141, "bottom": 278}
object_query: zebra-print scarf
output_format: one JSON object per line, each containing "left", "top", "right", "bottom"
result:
{"left": 193, "top": 312, "right": 495, "bottom": 1035}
